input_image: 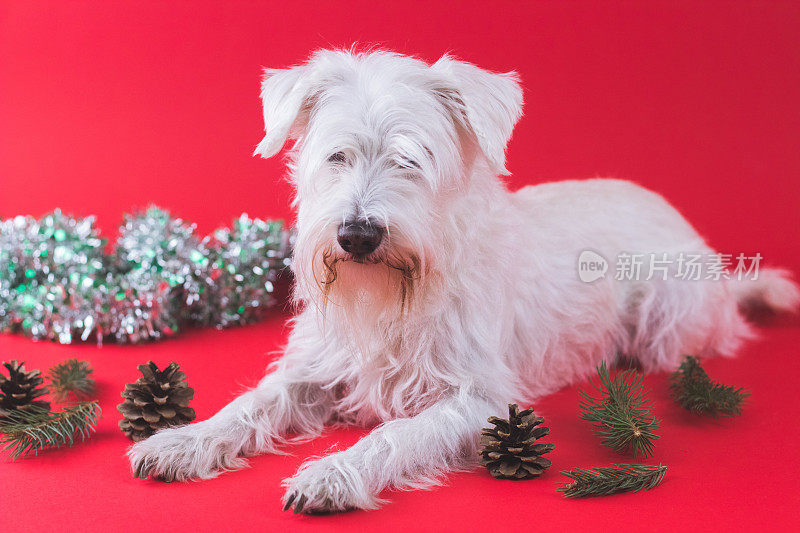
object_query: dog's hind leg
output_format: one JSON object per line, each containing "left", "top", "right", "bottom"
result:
{"left": 620, "top": 275, "right": 754, "bottom": 373}
{"left": 622, "top": 267, "right": 798, "bottom": 373}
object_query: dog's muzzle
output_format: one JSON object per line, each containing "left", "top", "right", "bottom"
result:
{"left": 337, "top": 220, "right": 384, "bottom": 257}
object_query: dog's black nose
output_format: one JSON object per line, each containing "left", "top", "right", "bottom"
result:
{"left": 337, "top": 220, "right": 384, "bottom": 256}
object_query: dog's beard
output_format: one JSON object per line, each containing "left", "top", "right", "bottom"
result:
{"left": 315, "top": 244, "right": 421, "bottom": 321}
{"left": 299, "top": 243, "right": 422, "bottom": 359}
{"left": 292, "top": 227, "right": 426, "bottom": 358}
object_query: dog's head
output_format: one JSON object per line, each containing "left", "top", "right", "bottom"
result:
{"left": 254, "top": 49, "right": 522, "bottom": 321}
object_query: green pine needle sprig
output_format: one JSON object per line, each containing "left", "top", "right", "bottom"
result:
{"left": 670, "top": 356, "right": 748, "bottom": 417}
{"left": 579, "top": 362, "right": 660, "bottom": 458}
{"left": 0, "top": 401, "right": 101, "bottom": 459}
{"left": 559, "top": 463, "right": 667, "bottom": 498}
{"left": 48, "top": 359, "right": 96, "bottom": 402}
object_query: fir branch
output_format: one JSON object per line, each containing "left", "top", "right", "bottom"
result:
{"left": 579, "top": 362, "right": 660, "bottom": 457}
{"left": 0, "top": 401, "right": 101, "bottom": 460}
{"left": 670, "top": 356, "right": 748, "bottom": 417}
{"left": 48, "top": 359, "right": 96, "bottom": 402}
{"left": 559, "top": 463, "right": 666, "bottom": 498}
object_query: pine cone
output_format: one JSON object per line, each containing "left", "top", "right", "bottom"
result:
{"left": 117, "top": 361, "right": 195, "bottom": 442}
{"left": 0, "top": 360, "right": 51, "bottom": 418}
{"left": 480, "top": 404, "right": 555, "bottom": 480}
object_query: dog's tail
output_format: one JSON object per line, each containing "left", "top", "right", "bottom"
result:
{"left": 729, "top": 267, "right": 800, "bottom": 314}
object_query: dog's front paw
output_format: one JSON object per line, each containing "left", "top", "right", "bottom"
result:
{"left": 282, "top": 454, "right": 383, "bottom": 514}
{"left": 128, "top": 422, "right": 247, "bottom": 482}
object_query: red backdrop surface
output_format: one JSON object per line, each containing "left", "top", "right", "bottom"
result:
{"left": 1, "top": 1, "right": 799, "bottom": 531}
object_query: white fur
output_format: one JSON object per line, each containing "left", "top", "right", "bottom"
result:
{"left": 128, "top": 49, "right": 799, "bottom": 513}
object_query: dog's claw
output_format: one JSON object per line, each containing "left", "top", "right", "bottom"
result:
{"left": 133, "top": 457, "right": 174, "bottom": 482}
{"left": 294, "top": 493, "right": 308, "bottom": 514}
{"left": 140, "top": 460, "right": 155, "bottom": 480}
{"left": 283, "top": 493, "right": 296, "bottom": 511}
{"left": 134, "top": 459, "right": 150, "bottom": 479}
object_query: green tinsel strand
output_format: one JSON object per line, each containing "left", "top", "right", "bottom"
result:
{"left": 115, "top": 206, "right": 212, "bottom": 327}
{"left": 207, "top": 214, "right": 290, "bottom": 327}
{"left": 0, "top": 207, "right": 292, "bottom": 344}
{"left": 0, "top": 210, "right": 107, "bottom": 342}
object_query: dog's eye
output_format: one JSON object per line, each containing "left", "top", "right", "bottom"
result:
{"left": 327, "top": 152, "right": 348, "bottom": 165}
{"left": 397, "top": 157, "right": 421, "bottom": 170}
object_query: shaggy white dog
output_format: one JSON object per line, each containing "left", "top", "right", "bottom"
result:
{"left": 128, "top": 49, "right": 799, "bottom": 513}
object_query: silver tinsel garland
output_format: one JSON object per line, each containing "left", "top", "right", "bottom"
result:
{"left": 0, "top": 207, "right": 292, "bottom": 344}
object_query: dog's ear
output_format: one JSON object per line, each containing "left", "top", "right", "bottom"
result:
{"left": 431, "top": 56, "right": 523, "bottom": 175}
{"left": 253, "top": 65, "right": 314, "bottom": 158}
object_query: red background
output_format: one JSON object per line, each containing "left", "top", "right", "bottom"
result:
{"left": 1, "top": 1, "right": 799, "bottom": 531}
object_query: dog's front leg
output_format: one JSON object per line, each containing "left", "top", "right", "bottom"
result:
{"left": 128, "top": 364, "right": 335, "bottom": 482}
{"left": 282, "top": 391, "right": 496, "bottom": 513}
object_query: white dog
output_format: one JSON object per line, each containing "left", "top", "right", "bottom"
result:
{"left": 128, "top": 49, "right": 799, "bottom": 513}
